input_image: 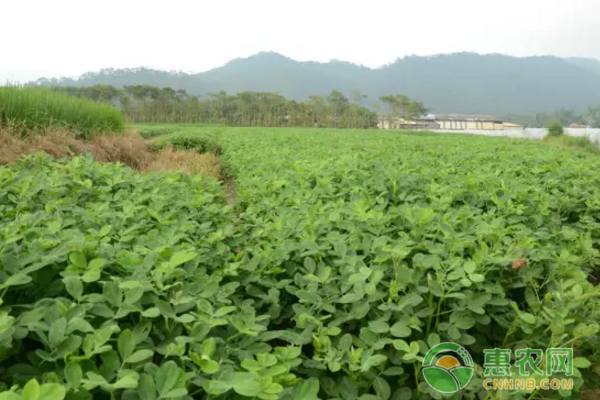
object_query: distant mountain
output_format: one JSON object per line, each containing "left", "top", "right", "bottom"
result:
{"left": 566, "top": 57, "right": 600, "bottom": 77}
{"left": 30, "top": 52, "right": 600, "bottom": 115}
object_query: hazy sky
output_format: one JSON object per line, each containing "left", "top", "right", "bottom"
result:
{"left": 2, "top": 0, "right": 599, "bottom": 82}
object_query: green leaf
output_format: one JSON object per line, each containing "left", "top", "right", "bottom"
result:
{"left": 463, "top": 261, "right": 476, "bottom": 274}
{"left": 65, "top": 362, "right": 82, "bottom": 388}
{"left": 574, "top": 323, "right": 599, "bottom": 337}
{"left": 427, "top": 333, "right": 440, "bottom": 348}
{"left": 361, "top": 354, "right": 387, "bottom": 371}
{"left": 214, "top": 306, "right": 237, "bottom": 317}
{"left": 200, "top": 359, "right": 219, "bottom": 374}
{"left": 448, "top": 326, "right": 461, "bottom": 340}
{"left": 468, "top": 304, "right": 485, "bottom": 314}
{"left": 132, "top": 320, "right": 152, "bottom": 345}
{"left": 124, "top": 287, "right": 145, "bottom": 304}
{"left": 339, "top": 292, "right": 364, "bottom": 303}
{"left": 48, "top": 318, "right": 66, "bottom": 347}
{"left": 169, "top": 251, "right": 197, "bottom": 267}
{"left": 393, "top": 340, "right": 409, "bottom": 352}
{"left": 118, "top": 329, "right": 135, "bottom": 361}
{"left": 38, "top": 384, "right": 66, "bottom": 400}
{"left": 88, "top": 258, "right": 106, "bottom": 270}
{"left": 290, "top": 378, "right": 320, "bottom": 400}
{"left": 63, "top": 277, "right": 83, "bottom": 300}
{"left": 373, "top": 377, "right": 391, "bottom": 400}
{"left": 81, "top": 269, "right": 101, "bottom": 283}
{"left": 99, "top": 225, "right": 112, "bottom": 236}
{"left": 83, "top": 372, "right": 108, "bottom": 390}
{"left": 427, "top": 280, "right": 444, "bottom": 297}
{"left": 0, "top": 392, "right": 20, "bottom": 400}
{"left": 391, "top": 388, "right": 412, "bottom": 400}
{"left": 241, "top": 358, "right": 261, "bottom": 372}
{"left": 126, "top": 349, "right": 153, "bottom": 363}
{"left": 339, "top": 376, "right": 358, "bottom": 400}
{"left": 22, "top": 379, "right": 40, "bottom": 400}
{"left": 155, "top": 361, "right": 179, "bottom": 396}
{"left": 175, "top": 314, "right": 194, "bottom": 323}
{"left": 69, "top": 252, "right": 87, "bottom": 268}
{"left": 451, "top": 313, "right": 475, "bottom": 329}
{"left": 232, "top": 380, "right": 262, "bottom": 397}
{"left": 382, "top": 366, "right": 404, "bottom": 376}
{"left": 204, "top": 380, "right": 231, "bottom": 395}
{"left": 201, "top": 338, "right": 217, "bottom": 358}
{"left": 469, "top": 274, "right": 485, "bottom": 283}
{"left": 470, "top": 293, "right": 491, "bottom": 307}
{"left": 519, "top": 313, "right": 536, "bottom": 324}
{"left": 369, "top": 320, "right": 390, "bottom": 334}
{"left": 263, "top": 383, "right": 284, "bottom": 395}
{"left": 138, "top": 374, "right": 156, "bottom": 400}
{"left": 142, "top": 308, "right": 161, "bottom": 318}
{"left": 162, "top": 388, "right": 187, "bottom": 398}
{"left": 390, "top": 322, "right": 411, "bottom": 338}
{"left": 573, "top": 357, "right": 591, "bottom": 368}
{"left": 303, "top": 258, "right": 316, "bottom": 273}
{"left": 112, "top": 376, "right": 138, "bottom": 390}
{"left": 4, "top": 274, "right": 32, "bottom": 287}
{"left": 338, "top": 334, "right": 353, "bottom": 351}
{"left": 104, "top": 282, "right": 122, "bottom": 307}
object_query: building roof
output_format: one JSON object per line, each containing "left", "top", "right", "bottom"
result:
{"left": 432, "top": 114, "right": 499, "bottom": 121}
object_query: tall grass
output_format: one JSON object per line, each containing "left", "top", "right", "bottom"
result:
{"left": 543, "top": 134, "right": 600, "bottom": 154}
{"left": 0, "top": 86, "right": 125, "bottom": 137}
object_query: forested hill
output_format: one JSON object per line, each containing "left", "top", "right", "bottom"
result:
{"left": 31, "top": 52, "right": 600, "bottom": 115}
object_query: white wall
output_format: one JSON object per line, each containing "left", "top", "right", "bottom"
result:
{"left": 425, "top": 128, "right": 600, "bottom": 144}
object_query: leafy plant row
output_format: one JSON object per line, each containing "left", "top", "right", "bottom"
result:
{"left": 1, "top": 127, "right": 600, "bottom": 400}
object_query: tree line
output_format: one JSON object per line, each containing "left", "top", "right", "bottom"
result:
{"left": 378, "top": 95, "right": 429, "bottom": 128}
{"left": 534, "top": 107, "right": 600, "bottom": 128}
{"left": 48, "top": 85, "right": 380, "bottom": 128}
{"left": 504, "top": 107, "right": 600, "bottom": 128}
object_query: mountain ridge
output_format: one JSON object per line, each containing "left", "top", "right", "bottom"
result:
{"left": 30, "top": 52, "right": 600, "bottom": 115}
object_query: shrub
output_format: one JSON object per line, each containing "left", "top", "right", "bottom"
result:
{"left": 154, "top": 132, "right": 222, "bottom": 154}
{"left": 137, "top": 125, "right": 183, "bottom": 138}
{"left": 0, "top": 86, "right": 124, "bottom": 137}
{"left": 547, "top": 121, "right": 564, "bottom": 137}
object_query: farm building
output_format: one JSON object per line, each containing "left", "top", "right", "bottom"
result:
{"left": 377, "top": 115, "right": 440, "bottom": 130}
{"left": 432, "top": 114, "right": 504, "bottom": 130}
{"left": 503, "top": 122, "right": 524, "bottom": 131}
{"left": 378, "top": 113, "right": 523, "bottom": 131}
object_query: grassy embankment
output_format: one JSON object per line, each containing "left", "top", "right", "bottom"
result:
{"left": 0, "top": 86, "right": 125, "bottom": 136}
{"left": 0, "top": 87, "right": 221, "bottom": 176}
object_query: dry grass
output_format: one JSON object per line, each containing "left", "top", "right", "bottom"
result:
{"left": 0, "top": 127, "right": 221, "bottom": 178}
{"left": 583, "top": 389, "right": 600, "bottom": 400}
{"left": 147, "top": 146, "right": 221, "bottom": 178}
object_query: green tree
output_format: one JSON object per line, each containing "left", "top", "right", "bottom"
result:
{"left": 584, "top": 106, "right": 600, "bottom": 128}
{"left": 47, "top": 85, "right": 377, "bottom": 128}
{"left": 547, "top": 121, "right": 564, "bottom": 137}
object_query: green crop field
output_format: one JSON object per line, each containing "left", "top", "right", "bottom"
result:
{"left": 0, "top": 86, "right": 125, "bottom": 137}
{"left": 1, "top": 126, "right": 600, "bottom": 400}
